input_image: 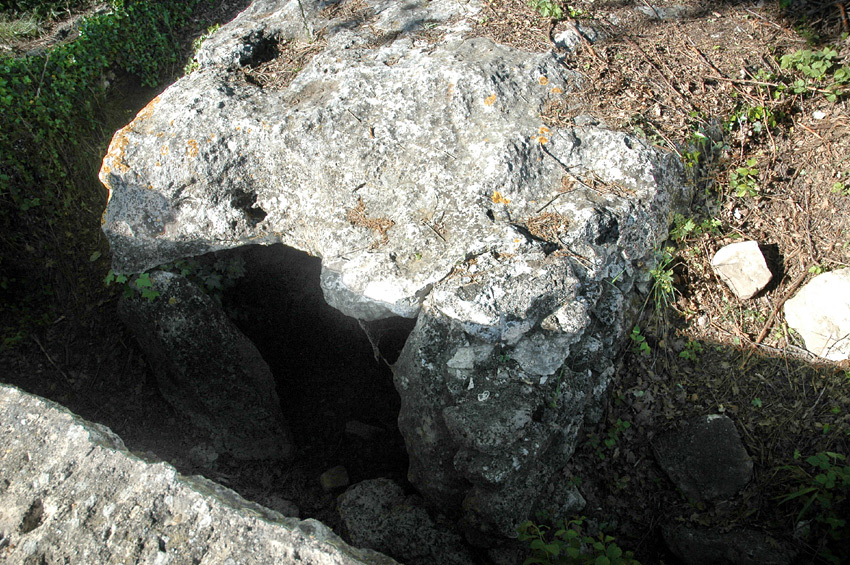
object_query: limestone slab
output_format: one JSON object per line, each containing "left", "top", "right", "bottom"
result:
{"left": 0, "top": 384, "right": 395, "bottom": 565}
{"left": 653, "top": 414, "right": 753, "bottom": 502}
{"left": 785, "top": 269, "right": 850, "bottom": 361}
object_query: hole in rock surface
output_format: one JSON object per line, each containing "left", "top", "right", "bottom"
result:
{"left": 241, "top": 32, "right": 281, "bottom": 67}
{"left": 220, "top": 243, "right": 415, "bottom": 523}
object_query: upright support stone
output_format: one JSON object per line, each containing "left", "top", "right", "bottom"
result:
{"left": 119, "top": 271, "right": 292, "bottom": 461}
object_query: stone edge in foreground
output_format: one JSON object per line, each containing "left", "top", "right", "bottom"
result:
{"left": 0, "top": 384, "right": 395, "bottom": 565}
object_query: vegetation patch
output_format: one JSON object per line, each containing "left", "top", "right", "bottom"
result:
{"left": 525, "top": 211, "right": 569, "bottom": 244}
{"left": 345, "top": 196, "right": 394, "bottom": 247}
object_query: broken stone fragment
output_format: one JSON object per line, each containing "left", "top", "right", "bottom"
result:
{"left": 711, "top": 240, "right": 773, "bottom": 299}
{"left": 653, "top": 414, "right": 753, "bottom": 502}
{"left": 345, "top": 420, "right": 385, "bottom": 441}
{"left": 338, "top": 479, "right": 475, "bottom": 565}
{"left": 552, "top": 23, "right": 599, "bottom": 53}
{"left": 118, "top": 271, "right": 292, "bottom": 461}
{"left": 636, "top": 4, "right": 692, "bottom": 20}
{"left": 784, "top": 268, "right": 850, "bottom": 361}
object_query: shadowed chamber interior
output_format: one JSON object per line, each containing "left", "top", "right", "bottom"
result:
{"left": 222, "top": 243, "right": 415, "bottom": 483}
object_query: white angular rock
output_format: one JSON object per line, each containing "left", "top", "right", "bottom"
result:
{"left": 553, "top": 23, "right": 598, "bottom": 53}
{"left": 784, "top": 269, "right": 850, "bottom": 361}
{"left": 710, "top": 241, "right": 772, "bottom": 299}
{"left": 99, "top": 0, "right": 692, "bottom": 543}
{"left": 0, "top": 384, "right": 395, "bottom": 565}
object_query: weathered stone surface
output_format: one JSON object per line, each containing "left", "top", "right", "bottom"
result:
{"left": 100, "top": 0, "right": 691, "bottom": 542}
{"left": 662, "top": 524, "right": 796, "bottom": 565}
{"left": 784, "top": 268, "right": 850, "bottom": 361}
{"left": 338, "top": 479, "right": 475, "bottom": 565}
{"left": 711, "top": 241, "right": 772, "bottom": 300}
{"left": 653, "top": 414, "right": 753, "bottom": 503}
{"left": 0, "top": 384, "right": 396, "bottom": 565}
{"left": 118, "top": 270, "right": 292, "bottom": 460}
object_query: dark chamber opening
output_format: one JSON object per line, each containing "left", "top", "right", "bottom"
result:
{"left": 222, "top": 243, "right": 415, "bottom": 485}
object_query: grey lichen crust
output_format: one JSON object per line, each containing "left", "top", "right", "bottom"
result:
{"left": 0, "top": 384, "right": 396, "bottom": 564}
{"left": 99, "top": 0, "right": 691, "bottom": 543}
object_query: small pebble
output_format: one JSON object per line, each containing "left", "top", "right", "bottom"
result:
{"left": 320, "top": 465, "right": 349, "bottom": 492}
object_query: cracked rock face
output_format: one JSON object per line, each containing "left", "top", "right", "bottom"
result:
{"left": 100, "top": 0, "right": 691, "bottom": 543}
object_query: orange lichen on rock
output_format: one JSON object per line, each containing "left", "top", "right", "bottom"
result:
{"left": 491, "top": 191, "right": 510, "bottom": 204}
{"left": 538, "top": 76, "right": 549, "bottom": 85}
{"left": 484, "top": 94, "right": 496, "bottom": 106}
{"left": 186, "top": 139, "right": 199, "bottom": 158}
{"left": 99, "top": 95, "right": 162, "bottom": 200}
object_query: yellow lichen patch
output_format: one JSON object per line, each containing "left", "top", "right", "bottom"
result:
{"left": 539, "top": 126, "right": 550, "bottom": 135}
{"left": 156, "top": 161, "right": 161, "bottom": 167}
{"left": 550, "top": 87, "right": 563, "bottom": 95}
{"left": 538, "top": 136, "right": 548, "bottom": 144}
{"left": 538, "top": 76, "right": 549, "bottom": 85}
{"left": 156, "top": 132, "right": 165, "bottom": 138}
{"left": 160, "top": 145, "right": 169, "bottom": 156}
{"left": 484, "top": 94, "right": 496, "bottom": 106}
{"left": 491, "top": 191, "right": 510, "bottom": 205}
{"left": 186, "top": 139, "right": 199, "bottom": 158}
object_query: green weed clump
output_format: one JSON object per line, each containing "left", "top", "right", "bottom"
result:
{"left": 779, "top": 47, "right": 850, "bottom": 101}
{"left": 728, "top": 157, "right": 760, "bottom": 198}
{"left": 779, "top": 451, "right": 850, "bottom": 564}
{"left": 0, "top": 0, "right": 204, "bottom": 345}
{"left": 518, "top": 516, "right": 640, "bottom": 565}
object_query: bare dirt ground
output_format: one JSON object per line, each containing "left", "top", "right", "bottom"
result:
{"left": 473, "top": 0, "right": 850, "bottom": 561}
{"left": 2, "top": 0, "right": 850, "bottom": 563}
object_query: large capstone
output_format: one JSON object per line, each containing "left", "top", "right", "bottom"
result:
{"left": 100, "top": 0, "right": 692, "bottom": 544}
